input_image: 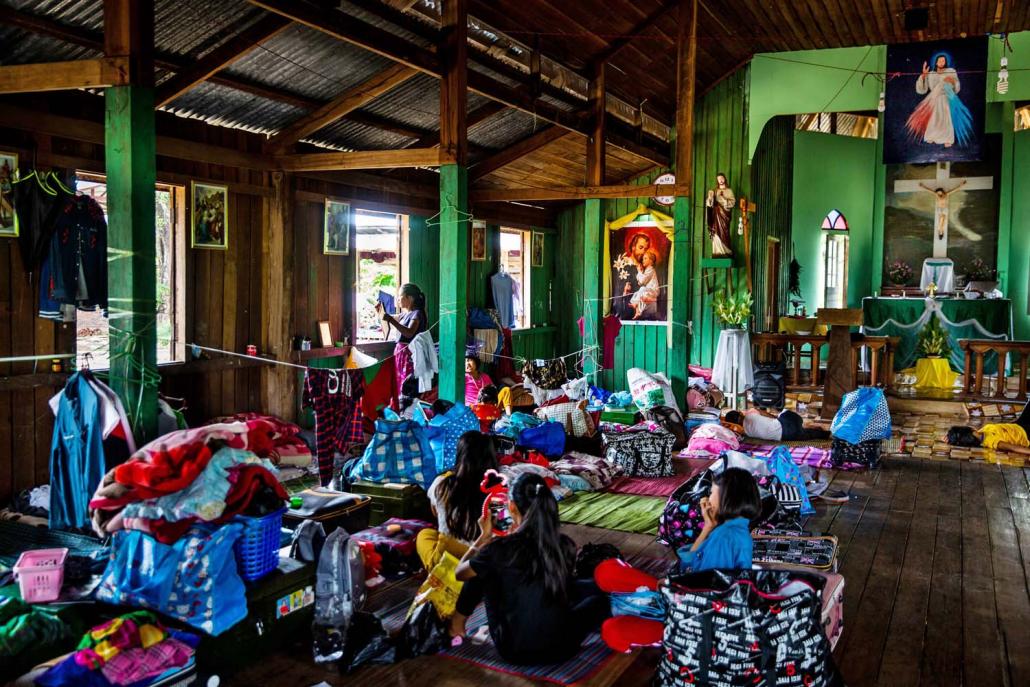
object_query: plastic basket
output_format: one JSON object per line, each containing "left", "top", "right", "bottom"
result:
{"left": 234, "top": 508, "right": 286, "bottom": 582}
{"left": 13, "top": 547, "right": 68, "bottom": 602}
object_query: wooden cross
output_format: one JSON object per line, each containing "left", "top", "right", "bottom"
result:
{"left": 738, "top": 195, "right": 757, "bottom": 291}
{"left": 892, "top": 161, "right": 993, "bottom": 258}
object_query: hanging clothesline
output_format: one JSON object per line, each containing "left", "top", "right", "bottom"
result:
{"left": 0, "top": 353, "right": 76, "bottom": 363}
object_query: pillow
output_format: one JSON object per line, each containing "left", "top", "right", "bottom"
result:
{"left": 535, "top": 400, "right": 596, "bottom": 437}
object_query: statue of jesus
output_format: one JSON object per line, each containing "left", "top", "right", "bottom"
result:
{"left": 918, "top": 180, "right": 966, "bottom": 240}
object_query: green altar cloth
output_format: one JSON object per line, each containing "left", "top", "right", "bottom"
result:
{"left": 862, "top": 297, "right": 1012, "bottom": 372}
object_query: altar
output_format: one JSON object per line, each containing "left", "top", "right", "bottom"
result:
{"left": 862, "top": 297, "right": 1012, "bottom": 373}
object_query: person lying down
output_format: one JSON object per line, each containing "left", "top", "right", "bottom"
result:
{"left": 724, "top": 408, "right": 830, "bottom": 442}
{"left": 945, "top": 402, "right": 1030, "bottom": 455}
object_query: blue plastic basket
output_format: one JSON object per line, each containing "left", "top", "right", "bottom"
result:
{"left": 233, "top": 508, "right": 286, "bottom": 582}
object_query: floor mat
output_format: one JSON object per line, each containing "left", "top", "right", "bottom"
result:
{"left": 441, "top": 605, "right": 613, "bottom": 685}
{"left": 607, "top": 459, "right": 714, "bottom": 497}
{"left": 558, "top": 492, "right": 665, "bottom": 535}
{"left": 738, "top": 443, "right": 844, "bottom": 469}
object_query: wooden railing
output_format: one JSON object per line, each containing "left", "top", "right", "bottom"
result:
{"left": 959, "top": 339, "right": 1030, "bottom": 399}
{"left": 751, "top": 333, "right": 898, "bottom": 390}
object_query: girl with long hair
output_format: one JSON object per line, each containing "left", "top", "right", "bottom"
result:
{"left": 454, "top": 473, "right": 609, "bottom": 664}
{"left": 376, "top": 282, "right": 427, "bottom": 394}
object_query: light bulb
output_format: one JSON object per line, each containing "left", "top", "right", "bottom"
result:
{"left": 877, "top": 91, "right": 886, "bottom": 113}
{"left": 997, "top": 56, "right": 1009, "bottom": 95}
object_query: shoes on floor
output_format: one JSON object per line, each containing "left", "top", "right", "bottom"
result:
{"left": 818, "top": 489, "right": 850, "bottom": 503}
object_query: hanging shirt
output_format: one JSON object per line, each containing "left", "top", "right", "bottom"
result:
{"left": 491, "top": 272, "right": 515, "bottom": 328}
{"left": 408, "top": 330, "right": 438, "bottom": 393}
{"left": 13, "top": 172, "right": 73, "bottom": 277}
{"left": 602, "top": 316, "right": 622, "bottom": 370}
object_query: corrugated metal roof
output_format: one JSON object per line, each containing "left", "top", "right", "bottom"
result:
{"left": 468, "top": 107, "right": 541, "bottom": 151}
{"left": 304, "top": 118, "right": 414, "bottom": 152}
{"left": 162, "top": 81, "right": 304, "bottom": 136}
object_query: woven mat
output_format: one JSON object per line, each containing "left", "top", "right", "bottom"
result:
{"left": 607, "top": 458, "right": 714, "bottom": 497}
{"left": 558, "top": 492, "right": 665, "bottom": 535}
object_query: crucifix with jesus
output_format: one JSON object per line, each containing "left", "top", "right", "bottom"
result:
{"left": 893, "top": 161, "right": 993, "bottom": 258}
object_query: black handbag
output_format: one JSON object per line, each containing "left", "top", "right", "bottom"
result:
{"left": 643, "top": 405, "right": 689, "bottom": 451}
{"left": 657, "top": 569, "right": 844, "bottom": 687}
{"left": 602, "top": 428, "right": 676, "bottom": 478}
{"left": 830, "top": 437, "right": 882, "bottom": 468}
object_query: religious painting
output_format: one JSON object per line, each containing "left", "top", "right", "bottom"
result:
{"left": 471, "top": 222, "right": 487, "bottom": 261}
{"left": 883, "top": 134, "right": 999, "bottom": 286}
{"left": 884, "top": 37, "right": 987, "bottom": 164}
{"left": 531, "top": 231, "right": 544, "bottom": 267}
{"left": 191, "top": 182, "right": 228, "bottom": 250}
{"left": 323, "top": 199, "right": 350, "bottom": 255}
{"left": 0, "top": 151, "right": 17, "bottom": 238}
{"left": 608, "top": 222, "right": 671, "bottom": 322}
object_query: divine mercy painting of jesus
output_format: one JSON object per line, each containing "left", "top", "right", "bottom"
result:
{"left": 883, "top": 37, "right": 987, "bottom": 165}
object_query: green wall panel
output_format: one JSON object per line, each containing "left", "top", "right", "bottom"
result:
{"left": 1009, "top": 130, "right": 1030, "bottom": 340}
{"left": 791, "top": 131, "right": 877, "bottom": 310}
{"left": 407, "top": 214, "right": 439, "bottom": 324}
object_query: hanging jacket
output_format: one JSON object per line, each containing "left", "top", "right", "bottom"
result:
{"left": 12, "top": 171, "right": 73, "bottom": 277}
{"left": 49, "top": 372, "right": 108, "bottom": 530}
{"left": 49, "top": 195, "right": 108, "bottom": 311}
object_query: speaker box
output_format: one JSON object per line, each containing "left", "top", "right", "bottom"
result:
{"left": 752, "top": 361, "right": 786, "bottom": 409}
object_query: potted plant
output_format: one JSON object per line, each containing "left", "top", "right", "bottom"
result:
{"left": 915, "top": 317, "right": 951, "bottom": 360}
{"left": 963, "top": 258, "right": 998, "bottom": 295}
{"left": 887, "top": 260, "right": 913, "bottom": 287}
{"left": 713, "top": 289, "right": 753, "bottom": 330}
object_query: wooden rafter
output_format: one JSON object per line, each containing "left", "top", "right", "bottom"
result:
{"left": 275, "top": 148, "right": 441, "bottom": 172}
{"left": 471, "top": 182, "right": 686, "bottom": 203}
{"left": 265, "top": 64, "right": 418, "bottom": 152}
{"left": 585, "top": 63, "right": 605, "bottom": 186}
{"left": 439, "top": 0, "right": 468, "bottom": 166}
{"left": 154, "top": 14, "right": 292, "bottom": 108}
{"left": 0, "top": 57, "right": 129, "bottom": 94}
{"left": 470, "top": 125, "right": 567, "bottom": 181}
{"left": 589, "top": 1, "right": 676, "bottom": 68}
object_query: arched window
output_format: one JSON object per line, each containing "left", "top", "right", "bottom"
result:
{"left": 821, "top": 209, "right": 848, "bottom": 231}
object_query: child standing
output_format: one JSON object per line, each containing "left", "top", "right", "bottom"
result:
{"left": 630, "top": 250, "right": 660, "bottom": 319}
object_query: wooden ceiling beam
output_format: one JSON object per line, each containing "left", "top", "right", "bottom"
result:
{"left": 265, "top": 64, "right": 418, "bottom": 152}
{"left": 585, "top": 63, "right": 605, "bottom": 186}
{"left": 275, "top": 148, "right": 441, "bottom": 172}
{"left": 470, "top": 125, "right": 568, "bottom": 180}
{"left": 0, "top": 57, "right": 129, "bottom": 94}
{"left": 470, "top": 181, "right": 685, "bottom": 203}
{"left": 154, "top": 14, "right": 292, "bottom": 108}
{"left": 589, "top": 1, "right": 676, "bottom": 68}
{"left": 249, "top": 0, "right": 586, "bottom": 135}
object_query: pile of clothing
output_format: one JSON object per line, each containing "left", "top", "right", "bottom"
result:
{"left": 33, "top": 612, "right": 198, "bottom": 687}
{"left": 89, "top": 422, "right": 287, "bottom": 543}
{"left": 207, "top": 412, "right": 313, "bottom": 467}
{"left": 0, "top": 595, "right": 68, "bottom": 661}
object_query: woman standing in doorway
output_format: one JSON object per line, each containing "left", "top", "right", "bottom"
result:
{"left": 377, "top": 282, "right": 427, "bottom": 394}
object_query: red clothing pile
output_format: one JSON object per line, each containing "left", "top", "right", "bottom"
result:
{"left": 208, "top": 412, "right": 313, "bottom": 466}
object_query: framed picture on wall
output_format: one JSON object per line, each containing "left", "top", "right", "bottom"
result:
{"left": 471, "top": 222, "right": 487, "bottom": 261}
{"left": 0, "top": 151, "right": 18, "bottom": 238}
{"left": 191, "top": 181, "right": 228, "bottom": 250}
{"left": 531, "top": 231, "right": 544, "bottom": 267}
{"left": 323, "top": 198, "right": 351, "bottom": 255}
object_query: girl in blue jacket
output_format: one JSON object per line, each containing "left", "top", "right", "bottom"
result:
{"left": 676, "top": 467, "right": 760, "bottom": 573}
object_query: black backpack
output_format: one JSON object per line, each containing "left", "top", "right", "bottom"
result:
{"left": 643, "top": 405, "right": 688, "bottom": 451}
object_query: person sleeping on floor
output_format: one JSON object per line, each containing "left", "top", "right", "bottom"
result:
{"left": 725, "top": 408, "right": 831, "bottom": 442}
{"left": 945, "top": 403, "right": 1030, "bottom": 455}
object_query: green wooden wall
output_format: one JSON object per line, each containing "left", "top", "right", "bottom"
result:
{"left": 1008, "top": 129, "right": 1030, "bottom": 340}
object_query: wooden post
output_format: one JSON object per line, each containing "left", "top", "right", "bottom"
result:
{"left": 437, "top": 0, "right": 468, "bottom": 402}
{"left": 104, "top": 0, "right": 158, "bottom": 440}
{"left": 669, "top": 0, "right": 697, "bottom": 400}
{"left": 582, "top": 199, "right": 602, "bottom": 379}
{"left": 261, "top": 171, "right": 295, "bottom": 420}
{"left": 995, "top": 351, "right": 1007, "bottom": 399}
{"left": 586, "top": 63, "right": 605, "bottom": 187}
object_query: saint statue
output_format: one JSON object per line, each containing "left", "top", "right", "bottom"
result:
{"left": 705, "top": 172, "right": 735, "bottom": 257}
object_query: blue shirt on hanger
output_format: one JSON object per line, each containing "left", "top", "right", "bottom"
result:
{"left": 491, "top": 272, "right": 515, "bottom": 328}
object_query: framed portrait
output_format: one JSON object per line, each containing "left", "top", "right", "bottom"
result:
{"left": 191, "top": 182, "right": 229, "bottom": 250}
{"left": 531, "top": 231, "right": 544, "bottom": 267}
{"left": 317, "top": 320, "right": 333, "bottom": 348}
{"left": 884, "top": 37, "right": 987, "bottom": 164}
{"left": 471, "top": 222, "right": 487, "bottom": 261}
{"left": 0, "top": 151, "right": 18, "bottom": 238}
{"left": 607, "top": 222, "right": 671, "bottom": 323}
{"left": 323, "top": 199, "right": 351, "bottom": 255}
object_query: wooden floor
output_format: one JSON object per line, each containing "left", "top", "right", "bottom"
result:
{"left": 231, "top": 458, "right": 1030, "bottom": 687}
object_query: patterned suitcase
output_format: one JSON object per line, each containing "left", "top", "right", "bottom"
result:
{"left": 752, "top": 534, "right": 840, "bottom": 571}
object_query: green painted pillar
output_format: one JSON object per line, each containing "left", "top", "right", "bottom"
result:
{"left": 105, "top": 85, "right": 158, "bottom": 440}
{"left": 997, "top": 101, "right": 1016, "bottom": 295}
{"left": 670, "top": 195, "right": 692, "bottom": 399}
{"left": 582, "top": 199, "right": 602, "bottom": 378}
{"left": 438, "top": 163, "right": 469, "bottom": 403}
{"left": 870, "top": 114, "right": 886, "bottom": 294}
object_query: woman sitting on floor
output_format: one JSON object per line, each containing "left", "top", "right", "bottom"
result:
{"left": 416, "top": 431, "right": 499, "bottom": 630}
{"left": 465, "top": 355, "right": 494, "bottom": 407}
{"left": 595, "top": 468, "right": 761, "bottom": 653}
{"left": 725, "top": 408, "right": 831, "bottom": 442}
{"left": 453, "top": 473, "right": 610, "bottom": 664}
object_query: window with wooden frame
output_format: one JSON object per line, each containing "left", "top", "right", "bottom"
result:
{"left": 499, "top": 228, "right": 532, "bottom": 329}
{"left": 74, "top": 173, "right": 185, "bottom": 368}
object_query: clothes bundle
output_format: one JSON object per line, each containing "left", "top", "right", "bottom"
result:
{"left": 36, "top": 611, "right": 199, "bottom": 687}
{"left": 207, "top": 412, "right": 312, "bottom": 467}
{"left": 304, "top": 369, "right": 365, "bottom": 485}
{"left": 683, "top": 422, "right": 740, "bottom": 457}
{"left": 521, "top": 358, "right": 567, "bottom": 391}
{"left": 0, "top": 595, "right": 68, "bottom": 660}
{"left": 547, "top": 453, "right": 619, "bottom": 492}
{"left": 351, "top": 517, "right": 431, "bottom": 578}
{"left": 88, "top": 422, "right": 288, "bottom": 543}
{"left": 49, "top": 371, "right": 135, "bottom": 531}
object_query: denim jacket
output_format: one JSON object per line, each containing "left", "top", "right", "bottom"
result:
{"left": 49, "top": 196, "right": 108, "bottom": 311}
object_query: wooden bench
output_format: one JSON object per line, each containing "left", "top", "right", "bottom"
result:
{"left": 959, "top": 339, "right": 1030, "bottom": 399}
{"left": 751, "top": 333, "right": 898, "bottom": 390}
